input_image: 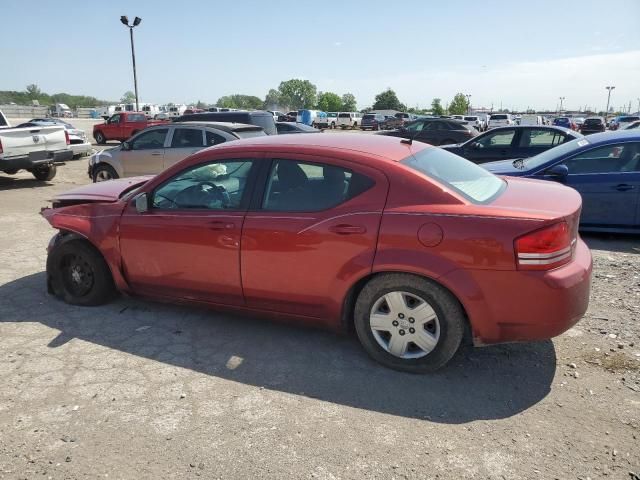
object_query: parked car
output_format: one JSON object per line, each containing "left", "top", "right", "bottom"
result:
{"left": 483, "top": 130, "right": 640, "bottom": 232}
{"left": 183, "top": 108, "right": 205, "bottom": 115}
{"left": 451, "top": 115, "right": 464, "bottom": 121}
{"left": 282, "top": 111, "right": 298, "bottom": 122}
{"left": 361, "top": 113, "right": 388, "bottom": 131}
{"left": 174, "top": 110, "right": 277, "bottom": 136}
{"left": 0, "top": 109, "right": 72, "bottom": 181}
{"left": 93, "top": 112, "right": 167, "bottom": 144}
{"left": 616, "top": 116, "right": 640, "bottom": 130}
{"left": 572, "top": 117, "right": 585, "bottom": 130}
{"left": 488, "top": 114, "right": 513, "bottom": 129}
{"left": 553, "top": 117, "right": 576, "bottom": 130}
{"left": 624, "top": 120, "right": 640, "bottom": 130}
{"left": 580, "top": 117, "right": 606, "bottom": 135}
{"left": 17, "top": 119, "right": 91, "bottom": 159}
{"left": 276, "top": 122, "right": 321, "bottom": 134}
{"left": 383, "top": 115, "right": 404, "bottom": 130}
{"left": 141, "top": 104, "right": 160, "bottom": 119}
{"left": 378, "top": 118, "right": 478, "bottom": 145}
{"left": 519, "top": 115, "right": 544, "bottom": 126}
{"left": 324, "top": 112, "right": 339, "bottom": 129}
{"left": 296, "top": 109, "right": 324, "bottom": 127}
{"left": 88, "top": 122, "right": 266, "bottom": 182}
{"left": 43, "top": 133, "right": 591, "bottom": 373}
{"left": 336, "top": 112, "right": 362, "bottom": 129}
{"left": 442, "top": 126, "right": 581, "bottom": 163}
{"left": 463, "top": 116, "right": 483, "bottom": 130}
{"left": 268, "top": 110, "right": 285, "bottom": 121}
{"left": 167, "top": 105, "right": 188, "bottom": 117}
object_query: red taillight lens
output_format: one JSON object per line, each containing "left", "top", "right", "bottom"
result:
{"left": 65, "top": 130, "right": 70, "bottom": 145}
{"left": 515, "top": 222, "right": 573, "bottom": 271}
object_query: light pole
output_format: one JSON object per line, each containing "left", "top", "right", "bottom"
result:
{"left": 605, "top": 86, "right": 615, "bottom": 123}
{"left": 637, "top": 98, "right": 640, "bottom": 114}
{"left": 465, "top": 94, "right": 472, "bottom": 114}
{"left": 120, "top": 16, "right": 142, "bottom": 112}
{"left": 558, "top": 97, "right": 565, "bottom": 115}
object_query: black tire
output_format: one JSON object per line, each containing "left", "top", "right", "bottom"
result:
{"left": 440, "top": 139, "right": 456, "bottom": 146}
{"left": 3, "top": 169, "right": 19, "bottom": 175}
{"left": 94, "top": 131, "right": 106, "bottom": 145}
{"left": 92, "top": 164, "right": 118, "bottom": 183}
{"left": 48, "top": 240, "right": 116, "bottom": 306}
{"left": 331, "top": 122, "right": 336, "bottom": 129}
{"left": 352, "top": 122, "right": 358, "bottom": 129}
{"left": 32, "top": 165, "right": 56, "bottom": 181}
{"left": 354, "top": 273, "right": 464, "bottom": 373}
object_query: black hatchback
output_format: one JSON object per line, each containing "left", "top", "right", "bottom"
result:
{"left": 580, "top": 117, "right": 606, "bottom": 135}
{"left": 441, "top": 126, "right": 582, "bottom": 163}
{"left": 377, "top": 118, "right": 477, "bottom": 145}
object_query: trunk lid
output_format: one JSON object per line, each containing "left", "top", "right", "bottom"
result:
{"left": 0, "top": 125, "right": 68, "bottom": 158}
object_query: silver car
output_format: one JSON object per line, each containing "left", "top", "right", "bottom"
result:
{"left": 88, "top": 122, "right": 266, "bottom": 182}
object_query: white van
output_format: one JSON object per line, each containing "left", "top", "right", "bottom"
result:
{"left": 488, "top": 113, "right": 513, "bottom": 129}
{"left": 336, "top": 112, "right": 362, "bottom": 129}
{"left": 141, "top": 104, "right": 160, "bottom": 118}
{"left": 167, "top": 104, "right": 187, "bottom": 117}
{"left": 519, "top": 115, "right": 543, "bottom": 126}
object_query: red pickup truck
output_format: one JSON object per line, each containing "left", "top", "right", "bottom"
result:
{"left": 93, "top": 112, "right": 168, "bottom": 144}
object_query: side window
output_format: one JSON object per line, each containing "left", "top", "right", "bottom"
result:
{"left": 171, "top": 128, "right": 204, "bottom": 148}
{"left": 205, "top": 130, "right": 227, "bottom": 146}
{"left": 262, "top": 159, "right": 374, "bottom": 212}
{"left": 520, "top": 129, "right": 563, "bottom": 148}
{"left": 130, "top": 129, "right": 168, "bottom": 150}
{"left": 477, "top": 129, "right": 515, "bottom": 148}
{"left": 406, "top": 121, "right": 425, "bottom": 132}
{"left": 563, "top": 143, "right": 640, "bottom": 174}
{"left": 152, "top": 160, "right": 254, "bottom": 210}
{"left": 109, "top": 114, "right": 121, "bottom": 124}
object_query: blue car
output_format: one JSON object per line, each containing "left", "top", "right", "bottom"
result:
{"left": 482, "top": 130, "right": 640, "bottom": 232}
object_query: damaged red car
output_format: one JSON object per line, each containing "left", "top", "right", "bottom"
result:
{"left": 42, "top": 134, "right": 592, "bottom": 372}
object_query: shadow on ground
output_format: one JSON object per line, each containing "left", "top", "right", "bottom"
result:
{"left": 582, "top": 232, "right": 640, "bottom": 254}
{"left": 1, "top": 272, "right": 557, "bottom": 423}
{"left": 0, "top": 175, "right": 55, "bottom": 190}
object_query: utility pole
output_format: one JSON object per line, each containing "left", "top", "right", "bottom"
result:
{"left": 558, "top": 97, "right": 565, "bottom": 115}
{"left": 120, "top": 16, "right": 142, "bottom": 112}
{"left": 465, "top": 94, "right": 472, "bottom": 114}
{"left": 605, "top": 86, "right": 615, "bottom": 123}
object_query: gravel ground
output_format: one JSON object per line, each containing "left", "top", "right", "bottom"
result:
{"left": 0, "top": 129, "right": 639, "bottom": 479}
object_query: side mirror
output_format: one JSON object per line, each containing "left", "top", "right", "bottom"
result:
{"left": 545, "top": 164, "right": 569, "bottom": 178}
{"left": 134, "top": 193, "right": 149, "bottom": 213}
{"left": 122, "top": 141, "right": 130, "bottom": 151}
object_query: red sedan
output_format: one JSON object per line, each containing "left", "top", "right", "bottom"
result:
{"left": 42, "top": 134, "right": 592, "bottom": 372}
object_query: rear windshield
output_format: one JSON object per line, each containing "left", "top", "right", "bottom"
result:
{"left": 247, "top": 114, "right": 277, "bottom": 135}
{"left": 128, "top": 114, "right": 146, "bottom": 122}
{"left": 338, "top": 113, "right": 350, "bottom": 118}
{"left": 490, "top": 114, "right": 508, "bottom": 120}
{"left": 401, "top": 148, "right": 505, "bottom": 204}
{"left": 363, "top": 114, "right": 375, "bottom": 120}
{"left": 584, "top": 118, "right": 603, "bottom": 125}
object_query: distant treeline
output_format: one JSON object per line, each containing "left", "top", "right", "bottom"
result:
{"left": 0, "top": 85, "right": 113, "bottom": 108}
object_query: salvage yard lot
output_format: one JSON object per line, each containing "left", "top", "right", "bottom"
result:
{"left": 0, "top": 142, "right": 639, "bottom": 479}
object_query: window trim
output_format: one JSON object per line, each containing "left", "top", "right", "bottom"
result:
{"left": 168, "top": 126, "right": 205, "bottom": 149}
{"left": 149, "top": 158, "right": 261, "bottom": 212}
{"left": 558, "top": 142, "right": 640, "bottom": 176}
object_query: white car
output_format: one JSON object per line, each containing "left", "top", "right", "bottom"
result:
{"left": 519, "top": 115, "right": 544, "bottom": 126}
{"left": 18, "top": 118, "right": 92, "bottom": 158}
{"left": 336, "top": 112, "right": 362, "bottom": 129}
{"left": 488, "top": 113, "right": 513, "bottom": 129}
{"left": 463, "top": 115, "right": 483, "bottom": 130}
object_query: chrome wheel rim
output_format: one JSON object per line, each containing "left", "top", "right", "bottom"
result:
{"left": 95, "top": 170, "right": 113, "bottom": 182}
{"left": 369, "top": 291, "right": 440, "bottom": 359}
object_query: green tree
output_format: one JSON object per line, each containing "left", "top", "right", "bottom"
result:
{"left": 277, "top": 79, "right": 317, "bottom": 109}
{"left": 120, "top": 91, "right": 136, "bottom": 103}
{"left": 372, "top": 88, "right": 406, "bottom": 111}
{"left": 216, "top": 94, "right": 263, "bottom": 110}
{"left": 448, "top": 93, "right": 469, "bottom": 115}
{"left": 26, "top": 84, "right": 41, "bottom": 99}
{"left": 264, "top": 89, "right": 281, "bottom": 109}
{"left": 317, "top": 91, "right": 342, "bottom": 112}
{"left": 431, "top": 98, "right": 444, "bottom": 116}
{"left": 341, "top": 93, "right": 357, "bottom": 111}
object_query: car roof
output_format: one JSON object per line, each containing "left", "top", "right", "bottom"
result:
{"left": 581, "top": 129, "right": 640, "bottom": 144}
{"left": 486, "top": 125, "right": 574, "bottom": 133}
{"left": 171, "top": 121, "right": 263, "bottom": 132}
{"left": 196, "top": 131, "right": 429, "bottom": 163}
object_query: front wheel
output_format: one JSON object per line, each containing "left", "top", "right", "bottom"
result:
{"left": 354, "top": 274, "right": 464, "bottom": 373}
{"left": 47, "top": 240, "right": 116, "bottom": 306}
{"left": 92, "top": 164, "right": 118, "bottom": 183}
{"left": 94, "top": 131, "right": 106, "bottom": 145}
{"left": 32, "top": 165, "right": 56, "bottom": 181}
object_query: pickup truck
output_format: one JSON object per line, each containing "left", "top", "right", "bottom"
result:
{"left": 92, "top": 112, "right": 167, "bottom": 144}
{"left": 0, "top": 110, "right": 72, "bottom": 181}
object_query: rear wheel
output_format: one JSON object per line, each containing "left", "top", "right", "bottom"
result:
{"left": 354, "top": 274, "right": 464, "bottom": 373}
{"left": 94, "top": 131, "right": 106, "bottom": 145}
{"left": 352, "top": 122, "right": 358, "bottom": 129}
{"left": 48, "top": 240, "right": 116, "bottom": 306}
{"left": 92, "top": 164, "right": 118, "bottom": 183}
{"left": 31, "top": 165, "right": 56, "bottom": 181}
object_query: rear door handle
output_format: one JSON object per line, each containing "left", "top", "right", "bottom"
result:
{"left": 615, "top": 184, "right": 635, "bottom": 191}
{"left": 209, "top": 221, "right": 235, "bottom": 230}
{"left": 151, "top": 151, "right": 163, "bottom": 156}
{"left": 329, "top": 224, "right": 366, "bottom": 235}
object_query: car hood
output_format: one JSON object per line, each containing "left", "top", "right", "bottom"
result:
{"left": 51, "top": 176, "right": 153, "bottom": 203}
{"left": 482, "top": 159, "right": 528, "bottom": 176}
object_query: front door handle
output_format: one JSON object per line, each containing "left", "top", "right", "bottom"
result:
{"left": 329, "top": 224, "right": 366, "bottom": 235}
{"left": 615, "top": 184, "right": 635, "bottom": 191}
{"left": 151, "top": 151, "right": 163, "bottom": 156}
{"left": 209, "top": 221, "right": 235, "bottom": 230}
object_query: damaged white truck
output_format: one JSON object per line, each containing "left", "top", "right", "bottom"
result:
{"left": 0, "top": 110, "right": 72, "bottom": 181}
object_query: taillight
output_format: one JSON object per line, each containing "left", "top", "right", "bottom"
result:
{"left": 515, "top": 222, "right": 574, "bottom": 271}
{"left": 65, "top": 130, "right": 70, "bottom": 145}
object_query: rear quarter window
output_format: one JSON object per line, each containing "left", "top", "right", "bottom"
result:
{"left": 401, "top": 148, "right": 505, "bottom": 204}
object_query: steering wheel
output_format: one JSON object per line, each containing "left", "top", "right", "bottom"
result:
{"left": 174, "top": 181, "right": 229, "bottom": 208}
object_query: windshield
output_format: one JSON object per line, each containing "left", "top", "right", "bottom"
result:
{"left": 524, "top": 136, "right": 590, "bottom": 170}
{"left": 491, "top": 115, "right": 508, "bottom": 120}
{"left": 338, "top": 113, "right": 350, "bottom": 118}
{"left": 402, "top": 147, "right": 505, "bottom": 203}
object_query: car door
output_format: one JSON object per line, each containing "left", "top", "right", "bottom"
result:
{"left": 118, "top": 128, "right": 169, "bottom": 176}
{"left": 104, "top": 114, "right": 121, "bottom": 139}
{"left": 241, "top": 155, "right": 389, "bottom": 322}
{"left": 118, "top": 157, "right": 261, "bottom": 304}
{"left": 543, "top": 142, "right": 640, "bottom": 227}
{"left": 463, "top": 128, "right": 517, "bottom": 163}
{"left": 163, "top": 126, "right": 206, "bottom": 170}
{"left": 515, "top": 128, "right": 566, "bottom": 158}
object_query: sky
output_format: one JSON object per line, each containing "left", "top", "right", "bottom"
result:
{"left": 2, "top": 0, "right": 639, "bottom": 112}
